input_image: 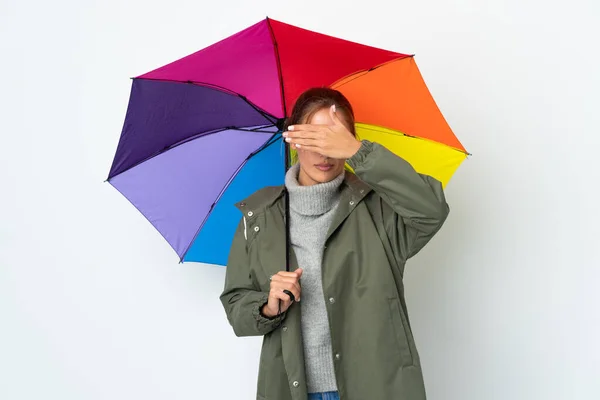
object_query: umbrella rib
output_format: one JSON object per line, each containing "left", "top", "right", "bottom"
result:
{"left": 267, "top": 17, "right": 292, "bottom": 276}
{"left": 236, "top": 126, "right": 279, "bottom": 133}
{"left": 106, "top": 125, "right": 279, "bottom": 182}
{"left": 106, "top": 127, "right": 226, "bottom": 181}
{"left": 180, "top": 134, "right": 281, "bottom": 262}
{"left": 356, "top": 123, "right": 471, "bottom": 156}
{"left": 329, "top": 55, "right": 413, "bottom": 89}
{"left": 237, "top": 124, "right": 277, "bottom": 132}
{"left": 133, "top": 77, "right": 240, "bottom": 96}
{"left": 240, "top": 97, "right": 279, "bottom": 124}
{"left": 266, "top": 17, "right": 288, "bottom": 119}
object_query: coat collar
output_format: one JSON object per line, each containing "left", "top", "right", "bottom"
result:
{"left": 234, "top": 170, "right": 372, "bottom": 216}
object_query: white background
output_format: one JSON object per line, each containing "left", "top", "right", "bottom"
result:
{"left": 1, "top": 0, "right": 599, "bottom": 399}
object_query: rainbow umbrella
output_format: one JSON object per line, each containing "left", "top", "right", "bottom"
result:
{"left": 106, "top": 18, "right": 468, "bottom": 265}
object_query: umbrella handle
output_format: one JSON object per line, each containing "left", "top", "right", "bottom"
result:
{"left": 283, "top": 289, "right": 295, "bottom": 303}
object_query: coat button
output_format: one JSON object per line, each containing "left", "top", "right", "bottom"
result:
{"left": 359, "top": 189, "right": 364, "bottom": 194}
{"left": 349, "top": 201, "right": 355, "bottom": 206}
{"left": 254, "top": 226, "right": 260, "bottom": 232}
{"left": 247, "top": 211, "right": 254, "bottom": 217}
{"left": 292, "top": 381, "right": 299, "bottom": 388}
{"left": 282, "top": 326, "right": 288, "bottom": 332}
{"left": 335, "top": 353, "right": 341, "bottom": 360}
{"left": 239, "top": 202, "right": 246, "bottom": 207}
{"left": 329, "top": 297, "right": 335, "bottom": 304}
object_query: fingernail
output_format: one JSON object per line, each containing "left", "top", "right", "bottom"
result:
{"left": 295, "top": 143, "right": 301, "bottom": 148}
{"left": 282, "top": 132, "right": 288, "bottom": 137}
{"left": 288, "top": 125, "right": 295, "bottom": 131}
{"left": 285, "top": 137, "right": 291, "bottom": 142}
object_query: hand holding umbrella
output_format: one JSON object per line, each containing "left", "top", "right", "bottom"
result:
{"left": 261, "top": 268, "right": 304, "bottom": 318}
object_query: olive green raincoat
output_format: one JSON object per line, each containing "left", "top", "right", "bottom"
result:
{"left": 220, "top": 140, "right": 449, "bottom": 400}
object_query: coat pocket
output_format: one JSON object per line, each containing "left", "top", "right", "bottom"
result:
{"left": 387, "top": 297, "right": 414, "bottom": 366}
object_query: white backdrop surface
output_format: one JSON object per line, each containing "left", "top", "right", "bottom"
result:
{"left": 1, "top": 0, "right": 599, "bottom": 399}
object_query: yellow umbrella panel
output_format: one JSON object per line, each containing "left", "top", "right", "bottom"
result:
{"left": 332, "top": 56, "right": 469, "bottom": 187}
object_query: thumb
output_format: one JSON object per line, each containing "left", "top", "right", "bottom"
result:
{"left": 295, "top": 268, "right": 304, "bottom": 279}
{"left": 329, "top": 104, "right": 342, "bottom": 127}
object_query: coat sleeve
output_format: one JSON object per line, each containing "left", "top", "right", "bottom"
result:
{"left": 219, "top": 218, "right": 287, "bottom": 337}
{"left": 347, "top": 140, "right": 450, "bottom": 260}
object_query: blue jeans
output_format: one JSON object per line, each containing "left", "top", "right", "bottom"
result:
{"left": 308, "top": 392, "right": 339, "bottom": 400}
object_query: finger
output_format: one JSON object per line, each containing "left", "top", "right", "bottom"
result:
{"left": 270, "top": 289, "right": 291, "bottom": 302}
{"left": 284, "top": 130, "right": 323, "bottom": 140}
{"left": 283, "top": 289, "right": 296, "bottom": 303}
{"left": 271, "top": 280, "right": 301, "bottom": 296}
{"left": 271, "top": 273, "right": 302, "bottom": 286}
{"left": 281, "top": 289, "right": 300, "bottom": 304}
{"left": 271, "top": 280, "right": 301, "bottom": 298}
{"left": 282, "top": 283, "right": 301, "bottom": 301}
{"left": 329, "top": 104, "right": 343, "bottom": 127}
{"left": 287, "top": 124, "right": 328, "bottom": 133}
{"left": 271, "top": 274, "right": 299, "bottom": 283}
{"left": 285, "top": 138, "right": 322, "bottom": 149}
{"left": 270, "top": 281, "right": 301, "bottom": 296}
{"left": 275, "top": 271, "right": 302, "bottom": 279}
{"left": 271, "top": 275, "right": 302, "bottom": 286}
{"left": 286, "top": 138, "right": 320, "bottom": 151}
{"left": 270, "top": 290, "right": 293, "bottom": 308}
{"left": 288, "top": 142, "right": 323, "bottom": 152}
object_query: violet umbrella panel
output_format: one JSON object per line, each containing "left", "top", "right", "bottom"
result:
{"left": 108, "top": 85, "right": 283, "bottom": 266}
{"left": 106, "top": 18, "right": 468, "bottom": 266}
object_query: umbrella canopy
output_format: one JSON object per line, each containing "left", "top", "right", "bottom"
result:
{"left": 106, "top": 17, "right": 468, "bottom": 266}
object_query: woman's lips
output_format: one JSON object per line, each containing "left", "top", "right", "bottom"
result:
{"left": 315, "top": 164, "right": 333, "bottom": 171}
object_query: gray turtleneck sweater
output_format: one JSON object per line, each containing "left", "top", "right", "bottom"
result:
{"left": 284, "top": 163, "right": 345, "bottom": 394}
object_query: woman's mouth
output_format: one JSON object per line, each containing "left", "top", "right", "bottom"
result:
{"left": 315, "top": 163, "right": 333, "bottom": 172}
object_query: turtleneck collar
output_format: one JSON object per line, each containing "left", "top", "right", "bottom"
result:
{"left": 284, "top": 163, "right": 345, "bottom": 216}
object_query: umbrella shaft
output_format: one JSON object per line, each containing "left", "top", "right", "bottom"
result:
{"left": 284, "top": 141, "right": 291, "bottom": 272}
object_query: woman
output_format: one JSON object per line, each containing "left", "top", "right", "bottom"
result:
{"left": 220, "top": 88, "right": 449, "bottom": 400}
